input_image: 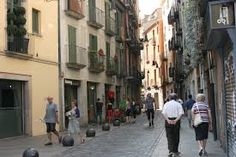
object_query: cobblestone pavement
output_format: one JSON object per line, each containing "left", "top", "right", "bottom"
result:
{"left": 0, "top": 112, "right": 226, "bottom": 157}
{"left": 0, "top": 112, "right": 164, "bottom": 157}
{"left": 54, "top": 112, "right": 164, "bottom": 157}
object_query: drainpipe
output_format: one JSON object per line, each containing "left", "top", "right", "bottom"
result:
{"left": 57, "top": 0, "right": 64, "bottom": 131}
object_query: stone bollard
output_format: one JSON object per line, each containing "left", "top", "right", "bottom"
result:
{"left": 23, "top": 148, "right": 39, "bottom": 157}
{"left": 62, "top": 135, "right": 74, "bottom": 147}
{"left": 113, "top": 119, "right": 121, "bottom": 126}
{"left": 102, "top": 123, "right": 110, "bottom": 131}
{"left": 86, "top": 128, "right": 96, "bottom": 137}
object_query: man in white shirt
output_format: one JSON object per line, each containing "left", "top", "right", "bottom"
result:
{"left": 162, "top": 93, "right": 184, "bottom": 157}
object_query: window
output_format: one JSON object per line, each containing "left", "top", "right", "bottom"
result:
{"left": 152, "top": 30, "right": 155, "bottom": 39}
{"left": 153, "top": 46, "right": 156, "bottom": 61}
{"left": 146, "top": 46, "right": 148, "bottom": 61}
{"left": 68, "top": 25, "right": 77, "bottom": 63}
{"left": 32, "top": 9, "right": 40, "bottom": 34}
{"left": 88, "top": 0, "right": 96, "bottom": 21}
{"left": 158, "top": 45, "right": 160, "bottom": 52}
{"left": 154, "top": 69, "right": 157, "bottom": 85}
{"left": 89, "top": 34, "right": 98, "bottom": 52}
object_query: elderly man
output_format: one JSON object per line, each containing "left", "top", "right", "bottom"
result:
{"left": 162, "top": 93, "right": 184, "bottom": 157}
{"left": 44, "top": 96, "right": 62, "bottom": 146}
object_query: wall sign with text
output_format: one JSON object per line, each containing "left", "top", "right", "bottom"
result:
{"left": 209, "top": 1, "right": 236, "bottom": 29}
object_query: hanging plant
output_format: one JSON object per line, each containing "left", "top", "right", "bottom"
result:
{"left": 13, "top": 6, "right": 26, "bottom": 15}
{"left": 7, "top": 12, "right": 16, "bottom": 24}
{"left": 98, "top": 49, "right": 105, "bottom": 56}
{"left": 15, "top": 26, "right": 27, "bottom": 37}
{"left": 15, "top": 15, "right": 26, "bottom": 25}
{"left": 7, "top": 24, "right": 17, "bottom": 36}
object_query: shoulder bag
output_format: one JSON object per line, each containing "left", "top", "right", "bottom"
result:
{"left": 194, "top": 105, "right": 203, "bottom": 126}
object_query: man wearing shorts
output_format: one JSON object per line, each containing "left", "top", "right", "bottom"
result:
{"left": 44, "top": 97, "right": 62, "bottom": 146}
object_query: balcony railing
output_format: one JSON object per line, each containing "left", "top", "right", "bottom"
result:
{"left": 66, "top": 44, "right": 86, "bottom": 70}
{"left": 88, "top": 51, "right": 105, "bottom": 73}
{"left": 88, "top": 6, "right": 105, "bottom": 29}
{"left": 65, "top": 0, "right": 85, "bottom": 20}
{"left": 105, "top": 16, "right": 116, "bottom": 36}
{"left": 106, "top": 57, "right": 117, "bottom": 76}
{"left": 7, "top": 36, "right": 29, "bottom": 54}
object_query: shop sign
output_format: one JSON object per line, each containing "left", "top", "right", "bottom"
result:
{"left": 209, "top": 1, "right": 236, "bottom": 29}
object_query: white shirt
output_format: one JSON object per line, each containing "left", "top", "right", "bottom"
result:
{"left": 162, "top": 100, "right": 184, "bottom": 118}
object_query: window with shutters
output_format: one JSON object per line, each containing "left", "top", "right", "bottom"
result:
{"left": 32, "top": 9, "right": 40, "bottom": 34}
{"left": 88, "top": 0, "right": 96, "bottom": 22}
{"left": 115, "top": 10, "right": 122, "bottom": 41}
{"left": 68, "top": 25, "right": 77, "bottom": 63}
{"left": 89, "top": 34, "right": 97, "bottom": 52}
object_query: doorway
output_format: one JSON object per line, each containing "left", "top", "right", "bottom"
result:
{"left": 87, "top": 82, "right": 97, "bottom": 123}
{"left": 64, "top": 80, "right": 79, "bottom": 128}
{"left": 0, "top": 79, "right": 24, "bottom": 138}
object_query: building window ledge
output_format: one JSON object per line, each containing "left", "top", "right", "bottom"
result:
{"left": 66, "top": 62, "right": 86, "bottom": 70}
{"left": 5, "top": 50, "right": 33, "bottom": 60}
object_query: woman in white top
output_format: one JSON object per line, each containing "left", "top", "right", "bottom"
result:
{"left": 67, "top": 100, "right": 85, "bottom": 144}
{"left": 191, "top": 94, "right": 212, "bottom": 156}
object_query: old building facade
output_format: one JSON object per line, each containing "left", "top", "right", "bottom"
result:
{"left": 59, "top": 0, "right": 142, "bottom": 129}
{"left": 172, "top": 0, "right": 236, "bottom": 156}
{"left": 141, "top": 9, "right": 164, "bottom": 109}
{"left": 0, "top": 0, "right": 59, "bottom": 137}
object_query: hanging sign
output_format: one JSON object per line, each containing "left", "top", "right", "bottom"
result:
{"left": 209, "top": 1, "right": 236, "bottom": 29}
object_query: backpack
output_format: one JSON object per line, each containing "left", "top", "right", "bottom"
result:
{"left": 75, "top": 107, "right": 80, "bottom": 118}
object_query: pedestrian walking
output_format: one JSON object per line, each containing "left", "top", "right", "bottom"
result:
{"left": 145, "top": 93, "right": 155, "bottom": 127}
{"left": 192, "top": 94, "right": 212, "bottom": 156}
{"left": 185, "top": 94, "right": 196, "bottom": 127}
{"left": 131, "top": 98, "right": 137, "bottom": 123}
{"left": 107, "top": 100, "right": 113, "bottom": 124}
{"left": 66, "top": 100, "right": 85, "bottom": 144}
{"left": 125, "top": 97, "right": 132, "bottom": 123}
{"left": 44, "top": 96, "right": 62, "bottom": 146}
{"left": 162, "top": 93, "right": 184, "bottom": 157}
{"left": 96, "top": 98, "right": 103, "bottom": 125}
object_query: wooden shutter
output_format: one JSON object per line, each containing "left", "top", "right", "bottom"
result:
{"left": 68, "top": 25, "right": 77, "bottom": 63}
{"left": 89, "top": 34, "right": 97, "bottom": 52}
{"left": 105, "top": 2, "right": 110, "bottom": 30}
{"left": 32, "top": 9, "right": 39, "bottom": 33}
{"left": 89, "top": 0, "right": 96, "bottom": 21}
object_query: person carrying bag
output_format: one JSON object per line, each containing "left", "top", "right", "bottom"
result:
{"left": 191, "top": 94, "right": 212, "bottom": 156}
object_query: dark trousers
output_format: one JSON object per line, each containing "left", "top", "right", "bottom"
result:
{"left": 165, "top": 118, "right": 181, "bottom": 153}
{"left": 146, "top": 109, "right": 154, "bottom": 120}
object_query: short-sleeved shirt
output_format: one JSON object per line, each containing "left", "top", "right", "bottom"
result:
{"left": 145, "top": 97, "right": 154, "bottom": 109}
{"left": 44, "top": 103, "right": 58, "bottom": 123}
{"left": 192, "top": 102, "right": 210, "bottom": 123}
{"left": 96, "top": 101, "right": 103, "bottom": 113}
{"left": 162, "top": 100, "right": 184, "bottom": 118}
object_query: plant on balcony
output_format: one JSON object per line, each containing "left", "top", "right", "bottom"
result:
{"left": 98, "top": 49, "right": 105, "bottom": 56}
{"left": 7, "top": 6, "right": 28, "bottom": 53}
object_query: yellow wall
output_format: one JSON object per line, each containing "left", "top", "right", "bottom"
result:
{"left": 0, "top": 0, "right": 59, "bottom": 136}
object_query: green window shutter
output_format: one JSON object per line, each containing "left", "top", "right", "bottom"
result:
{"left": 32, "top": 9, "right": 39, "bottom": 33}
{"left": 68, "top": 25, "right": 77, "bottom": 63}
{"left": 105, "top": 2, "right": 110, "bottom": 30}
{"left": 89, "top": 0, "right": 96, "bottom": 22}
{"left": 89, "top": 34, "right": 97, "bottom": 52}
{"left": 106, "top": 42, "right": 110, "bottom": 58}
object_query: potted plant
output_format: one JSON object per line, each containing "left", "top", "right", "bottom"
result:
{"left": 7, "top": 6, "right": 28, "bottom": 53}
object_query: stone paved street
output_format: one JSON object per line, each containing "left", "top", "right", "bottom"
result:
{"left": 0, "top": 112, "right": 227, "bottom": 157}
{"left": 54, "top": 112, "right": 164, "bottom": 157}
